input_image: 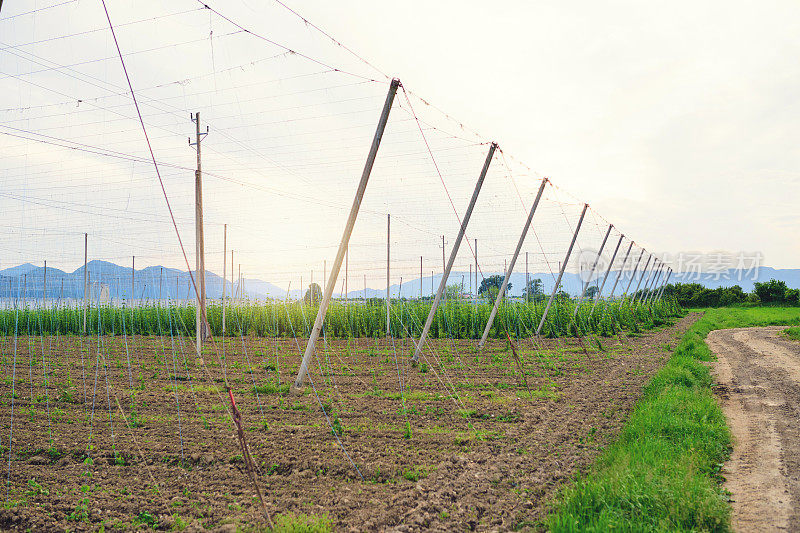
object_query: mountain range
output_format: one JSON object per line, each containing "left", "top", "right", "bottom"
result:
{"left": 0, "top": 261, "right": 796, "bottom": 302}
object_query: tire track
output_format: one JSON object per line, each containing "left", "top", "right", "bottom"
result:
{"left": 708, "top": 327, "right": 800, "bottom": 532}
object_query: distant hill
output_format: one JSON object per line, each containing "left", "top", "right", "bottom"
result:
{"left": 0, "top": 261, "right": 796, "bottom": 301}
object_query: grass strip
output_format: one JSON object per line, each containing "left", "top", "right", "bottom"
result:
{"left": 547, "top": 307, "right": 800, "bottom": 532}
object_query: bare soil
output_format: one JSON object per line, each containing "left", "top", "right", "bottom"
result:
{"left": 707, "top": 327, "right": 800, "bottom": 533}
{"left": 0, "top": 315, "right": 696, "bottom": 532}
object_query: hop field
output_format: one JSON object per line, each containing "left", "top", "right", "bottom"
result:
{"left": 0, "top": 296, "right": 681, "bottom": 339}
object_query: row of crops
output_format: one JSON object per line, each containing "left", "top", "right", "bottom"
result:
{"left": 0, "top": 296, "right": 681, "bottom": 339}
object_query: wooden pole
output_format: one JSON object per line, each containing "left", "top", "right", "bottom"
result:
{"left": 295, "top": 78, "right": 400, "bottom": 388}
{"left": 43, "top": 260, "right": 47, "bottom": 308}
{"left": 574, "top": 223, "right": 613, "bottom": 318}
{"left": 590, "top": 234, "right": 625, "bottom": 315}
{"left": 419, "top": 256, "right": 422, "bottom": 300}
{"left": 222, "top": 224, "right": 227, "bottom": 334}
{"left": 386, "top": 213, "right": 390, "bottom": 338}
{"left": 607, "top": 240, "right": 634, "bottom": 300}
{"left": 631, "top": 254, "right": 653, "bottom": 302}
{"left": 413, "top": 143, "right": 496, "bottom": 362}
{"left": 622, "top": 249, "right": 646, "bottom": 299}
{"left": 525, "top": 252, "right": 529, "bottom": 304}
{"left": 192, "top": 112, "right": 209, "bottom": 352}
{"left": 535, "top": 204, "right": 588, "bottom": 336}
{"left": 479, "top": 177, "right": 547, "bottom": 348}
{"left": 83, "top": 233, "right": 88, "bottom": 334}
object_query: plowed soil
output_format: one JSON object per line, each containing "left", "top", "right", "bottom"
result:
{"left": 0, "top": 314, "right": 696, "bottom": 532}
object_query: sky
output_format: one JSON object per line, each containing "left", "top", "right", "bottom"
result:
{"left": 0, "top": 0, "right": 798, "bottom": 294}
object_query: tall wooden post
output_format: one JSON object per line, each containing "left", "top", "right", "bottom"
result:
{"left": 629, "top": 254, "right": 652, "bottom": 301}
{"left": 419, "top": 256, "right": 422, "bottom": 299}
{"left": 386, "top": 214, "right": 390, "bottom": 338}
{"left": 525, "top": 252, "right": 529, "bottom": 304}
{"left": 83, "top": 233, "right": 88, "bottom": 334}
{"left": 479, "top": 177, "right": 547, "bottom": 348}
{"left": 295, "top": 78, "right": 400, "bottom": 388}
{"left": 656, "top": 269, "right": 673, "bottom": 299}
{"left": 608, "top": 241, "right": 634, "bottom": 300}
{"left": 191, "top": 112, "right": 209, "bottom": 353}
{"left": 574, "top": 223, "right": 612, "bottom": 318}
{"left": 622, "top": 249, "right": 645, "bottom": 298}
{"left": 590, "top": 234, "right": 624, "bottom": 315}
{"left": 536, "top": 204, "right": 588, "bottom": 336}
{"left": 222, "top": 224, "right": 227, "bottom": 333}
{"left": 413, "top": 142, "right": 497, "bottom": 362}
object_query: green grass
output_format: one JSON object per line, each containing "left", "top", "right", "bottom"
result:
{"left": 269, "top": 512, "right": 332, "bottom": 533}
{"left": 783, "top": 326, "right": 800, "bottom": 341}
{"left": 547, "top": 307, "right": 800, "bottom": 532}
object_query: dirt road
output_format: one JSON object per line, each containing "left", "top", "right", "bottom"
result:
{"left": 707, "top": 327, "right": 800, "bottom": 532}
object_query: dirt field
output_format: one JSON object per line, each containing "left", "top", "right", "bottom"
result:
{"left": 708, "top": 327, "right": 800, "bottom": 532}
{"left": 0, "top": 315, "right": 696, "bottom": 532}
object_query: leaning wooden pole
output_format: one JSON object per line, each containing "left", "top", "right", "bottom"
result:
{"left": 535, "top": 204, "right": 588, "bottom": 336}
{"left": 622, "top": 249, "right": 646, "bottom": 299}
{"left": 656, "top": 268, "right": 673, "bottom": 299}
{"left": 643, "top": 263, "right": 665, "bottom": 304}
{"left": 412, "top": 142, "right": 497, "bottom": 362}
{"left": 626, "top": 252, "right": 650, "bottom": 301}
{"left": 637, "top": 259, "right": 660, "bottom": 304}
{"left": 294, "top": 78, "right": 400, "bottom": 388}
{"left": 478, "top": 177, "right": 548, "bottom": 349}
{"left": 573, "top": 223, "right": 613, "bottom": 318}
{"left": 589, "top": 234, "right": 624, "bottom": 315}
{"left": 607, "top": 241, "right": 634, "bottom": 300}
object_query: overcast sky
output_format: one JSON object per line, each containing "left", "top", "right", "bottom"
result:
{"left": 299, "top": 0, "right": 800, "bottom": 267}
{"left": 0, "top": 0, "right": 798, "bottom": 290}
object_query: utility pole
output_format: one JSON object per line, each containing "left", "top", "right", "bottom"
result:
{"left": 536, "top": 204, "right": 588, "bottom": 336}
{"left": 413, "top": 142, "right": 496, "bottom": 362}
{"left": 190, "top": 112, "right": 209, "bottom": 353}
{"left": 131, "top": 256, "right": 135, "bottom": 304}
{"left": 43, "top": 260, "right": 47, "bottom": 308}
{"left": 295, "top": 78, "right": 400, "bottom": 389}
{"left": 479, "top": 177, "right": 547, "bottom": 349}
{"left": 83, "top": 233, "right": 88, "bottom": 334}
{"left": 222, "top": 224, "right": 227, "bottom": 334}
{"left": 386, "top": 214, "right": 390, "bottom": 338}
